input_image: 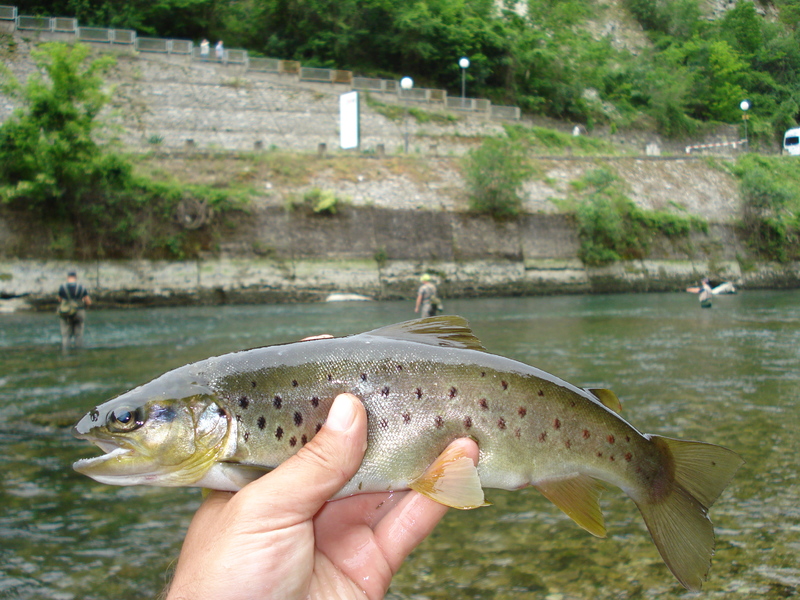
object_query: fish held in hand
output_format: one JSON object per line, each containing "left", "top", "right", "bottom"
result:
{"left": 73, "top": 316, "right": 742, "bottom": 590}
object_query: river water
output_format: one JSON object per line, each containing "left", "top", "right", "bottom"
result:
{"left": 1, "top": 292, "right": 798, "bottom": 599}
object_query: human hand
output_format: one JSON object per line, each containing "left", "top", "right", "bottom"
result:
{"left": 166, "top": 393, "right": 479, "bottom": 600}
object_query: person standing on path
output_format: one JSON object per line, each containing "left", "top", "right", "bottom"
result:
{"left": 57, "top": 271, "right": 91, "bottom": 352}
{"left": 414, "top": 273, "right": 440, "bottom": 318}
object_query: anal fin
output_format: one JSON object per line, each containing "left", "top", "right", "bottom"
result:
{"left": 409, "top": 443, "right": 488, "bottom": 510}
{"left": 534, "top": 474, "right": 606, "bottom": 537}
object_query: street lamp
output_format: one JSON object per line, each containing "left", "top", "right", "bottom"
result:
{"left": 740, "top": 99, "right": 751, "bottom": 149}
{"left": 459, "top": 57, "right": 470, "bottom": 106}
{"left": 400, "top": 76, "right": 413, "bottom": 153}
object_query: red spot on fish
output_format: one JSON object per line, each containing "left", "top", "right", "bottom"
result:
{"left": 435, "top": 416, "right": 444, "bottom": 429}
{"left": 501, "top": 381, "right": 508, "bottom": 390}
{"left": 497, "top": 417, "right": 506, "bottom": 430}
{"left": 554, "top": 418, "right": 561, "bottom": 430}
{"left": 294, "top": 412, "right": 303, "bottom": 427}
{"left": 449, "top": 387, "right": 457, "bottom": 398}
{"left": 381, "top": 386, "right": 390, "bottom": 397}
{"left": 403, "top": 413, "right": 411, "bottom": 424}
{"left": 289, "top": 436, "right": 297, "bottom": 447}
{"left": 583, "top": 429, "right": 590, "bottom": 439}
{"left": 273, "top": 395, "right": 282, "bottom": 409}
{"left": 518, "top": 407, "right": 527, "bottom": 418}
{"left": 311, "top": 396, "right": 320, "bottom": 408}
{"left": 464, "top": 416, "right": 473, "bottom": 429}
{"left": 479, "top": 398, "right": 489, "bottom": 410}
{"left": 539, "top": 432, "right": 547, "bottom": 442}
{"left": 275, "top": 426, "right": 284, "bottom": 440}
{"left": 609, "top": 455, "right": 615, "bottom": 461}
{"left": 538, "top": 390, "right": 545, "bottom": 397}
{"left": 597, "top": 451, "right": 603, "bottom": 457}
{"left": 292, "top": 380, "right": 298, "bottom": 387}
{"left": 625, "top": 453, "right": 633, "bottom": 461}
{"left": 607, "top": 435, "right": 615, "bottom": 444}
{"left": 565, "top": 439, "right": 571, "bottom": 449}
{"left": 301, "top": 435, "right": 307, "bottom": 445}
{"left": 415, "top": 388, "right": 423, "bottom": 399}
{"left": 380, "top": 418, "right": 388, "bottom": 429}
{"left": 238, "top": 396, "right": 250, "bottom": 409}
{"left": 257, "top": 416, "right": 266, "bottom": 430}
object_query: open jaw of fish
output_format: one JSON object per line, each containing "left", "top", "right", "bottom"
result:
{"left": 72, "top": 315, "right": 744, "bottom": 591}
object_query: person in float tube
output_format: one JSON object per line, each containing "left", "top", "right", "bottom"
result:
{"left": 57, "top": 271, "right": 91, "bottom": 352}
{"left": 414, "top": 273, "right": 442, "bottom": 318}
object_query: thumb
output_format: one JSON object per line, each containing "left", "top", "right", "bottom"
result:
{"left": 237, "top": 393, "right": 368, "bottom": 521}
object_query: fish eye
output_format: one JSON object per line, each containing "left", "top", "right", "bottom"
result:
{"left": 107, "top": 407, "right": 145, "bottom": 432}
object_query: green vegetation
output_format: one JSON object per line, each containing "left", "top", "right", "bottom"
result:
{"left": 363, "top": 94, "right": 459, "bottom": 125}
{"left": 19, "top": 0, "right": 800, "bottom": 142}
{"left": 462, "top": 137, "right": 533, "bottom": 218}
{"left": 732, "top": 154, "right": 800, "bottom": 262}
{"left": 570, "top": 167, "right": 707, "bottom": 266}
{"left": 0, "top": 43, "right": 246, "bottom": 259}
{"left": 286, "top": 188, "right": 347, "bottom": 215}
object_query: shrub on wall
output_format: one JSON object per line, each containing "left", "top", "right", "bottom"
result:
{"left": 462, "top": 137, "right": 533, "bottom": 218}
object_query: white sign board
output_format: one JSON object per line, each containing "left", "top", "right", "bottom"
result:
{"left": 339, "top": 91, "right": 359, "bottom": 150}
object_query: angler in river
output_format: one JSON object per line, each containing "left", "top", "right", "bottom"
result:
{"left": 73, "top": 316, "right": 743, "bottom": 597}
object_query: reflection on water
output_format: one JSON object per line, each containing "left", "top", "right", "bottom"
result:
{"left": 1, "top": 292, "right": 798, "bottom": 599}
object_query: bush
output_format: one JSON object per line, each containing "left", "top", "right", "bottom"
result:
{"left": 462, "top": 137, "right": 533, "bottom": 218}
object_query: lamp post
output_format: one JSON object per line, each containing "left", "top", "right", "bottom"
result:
{"left": 740, "top": 99, "right": 751, "bottom": 150}
{"left": 459, "top": 57, "right": 470, "bottom": 108}
{"left": 401, "top": 76, "right": 413, "bottom": 153}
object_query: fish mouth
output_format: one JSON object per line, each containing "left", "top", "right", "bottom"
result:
{"left": 73, "top": 445, "right": 132, "bottom": 472}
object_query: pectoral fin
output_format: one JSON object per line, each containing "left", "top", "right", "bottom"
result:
{"left": 535, "top": 474, "right": 606, "bottom": 537}
{"left": 409, "top": 443, "right": 488, "bottom": 510}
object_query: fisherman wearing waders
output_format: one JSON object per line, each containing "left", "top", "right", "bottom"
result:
{"left": 414, "top": 273, "right": 441, "bottom": 318}
{"left": 57, "top": 271, "right": 91, "bottom": 352}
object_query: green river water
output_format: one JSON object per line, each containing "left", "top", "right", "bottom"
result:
{"left": 1, "top": 292, "right": 798, "bottom": 599}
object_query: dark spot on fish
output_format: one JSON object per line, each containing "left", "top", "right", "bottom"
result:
{"left": 481, "top": 371, "right": 486, "bottom": 377}
{"left": 257, "top": 416, "right": 266, "bottom": 430}
{"left": 311, "top": 396, "right": 320, "bottom": 408}
{"left": 217, "top": 407, "right": 227, "bottom": 418}
{"left": 607, "top": 435, "right": 615, "bottom": 444}
{"left": 501, "top": 380, "right": 508, "bottom": 390}
{"left": 378, "top": 418, "right": 389, "bottom": 429}
{"left": 236, "top": 414, "right": 243, "bottom": 423}
{"left": 289, "top": 436, "right": 297, "bottom": 447}
{"left": 327, "top": 374, "right": 333, "bottom": 381}
{"left": 435, "top": 416, "right": 444, "bottom": 429}
{"left": 569, "top": 400, "right": 576, "bottom": 407}
{"left": 358, "top": 481, "right": 363, "bottom": 490}
{"left": 396, "top": 364, "right": 403, "bottom": 371}
{"left": 301, "top": 434, "right": 307, "bottom": 445}
{"left": 294, "top": 411, "right": 303, "bottom": 427}
{"left": 273, "top": 395, "right": 282, "bottom": 409}
{"left": 275, "top": 426, "right": 284, "bottom": 440}
{"left": 583, "top": 429, "right": 590, "bottom": 439}
{"left": 538, "top": 390, "right": 545, "bottom": 397}
{"left": 497, "top": 417, "right": 506, "bottom": 430}
{"left": 479, "top": 398, "right": 489, "bottom": 410}
{"left": 360, "top": 373, "right": 367, "bottom": 381}
{"left": 554, "top": 418, "right": 561, "bottom": 430}
{"left": 518, "top": 407, "right": 527, "bottom": 418}
{"left": 244, "top": 431, "right": 250, "bottom": 442}
{"left": 415, "top": 388, "right": 423, "bottom": 399}
{"left": 316, "top": 423, "right": 323, "bottom": 433}
{"left": 382, "top": 386, "right": 390, "bottom": 397}
{"left": 251, "top": 380, "right": 257, "bottom": 388}
{"left": 403, "top": 413, "right": 411, "bottom": 424}
{"left": 290, "top": 379, "right": 298, "bottom": 388}
{"left": 515, "top": 428, "right": 521, "bottom": 439}
{"left": 449, "top": 387, "right": 457, "bottom": 398}
{"left": 609, "top": 455, "right": 615, "bottom": 461}
{"left": 565, "top": 439, "right": 571, "bottom": 449}
{"left": 597, "top": 452, "right": 603, "bottom": 457}
{"left": 238, "top": 396, "right": 249, "bottom": 409}
{"left": 625, "top": 435, "right": 631, "bottom": 443}
{"left": 90, "top": 409, "right": 99, "bottom": 422}
{"left": 464, "top": 416, "right": 473, "bottom": 429}
{"left": 625, "top": 452, "right": 633, "bottom": 462}
{"left": 539, "top": 432, "right": 547, "bottom": 442}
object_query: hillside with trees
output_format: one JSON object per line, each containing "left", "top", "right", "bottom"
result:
{"left": 15, "top": 0, "right": 800, "bottom": 145}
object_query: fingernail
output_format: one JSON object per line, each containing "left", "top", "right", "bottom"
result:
{"left": 326, "top": 394, "right": 356, "bottom": 432}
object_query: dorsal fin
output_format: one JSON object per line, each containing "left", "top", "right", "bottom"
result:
{"left": 365, "top": 316, "right": 487, "bottom": 351}
{"left": 588, "top": 388, "right": 622, "bottom": 413}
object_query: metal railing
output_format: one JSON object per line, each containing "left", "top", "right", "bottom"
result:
{"left": 53, "top": 17, "right": 76, "bottom": 32}
{"left": 248, "top": 57, "right": 280, "bottom": 73}
{"left": 491, "top": 105, "right": 521, "bottom": 120}
{"left": 17, "top": 15, "right": 51, "bottom": 30}
{"left": 446, "top": 97, "right": 491, "bottom": 112}
{"left": 0, "top": 5, "right": 17, "bottom": 19}
{"left": 226, "top": 49, "right": 247, "bottom": 64}
{"left": 399, "top": 88, "right": 446, "bottom": 103}
{"left": 77, "top": 27, "right": 134, "bottom": 44}
{"left": 137, "top": 37, "right": 193, "bottom": 54}
{"left": 300, "top": 67, "right": 333, "bottom": 82}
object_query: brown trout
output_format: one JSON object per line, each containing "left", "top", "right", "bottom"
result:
{"left": 73, "top": 316, "right": 742, "bottom": 590}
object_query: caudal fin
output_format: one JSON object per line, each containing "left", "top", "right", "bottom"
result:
{"left": 635, "top": 435, "right": 743, "bottom": 591}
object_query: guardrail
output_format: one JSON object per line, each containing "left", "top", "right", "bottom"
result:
{"left": 684, "top": 140, "right": 745, "bottom": 154}
{"left": 4, "top": 4, "right": 522, "bottom": 120}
